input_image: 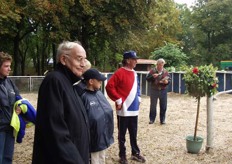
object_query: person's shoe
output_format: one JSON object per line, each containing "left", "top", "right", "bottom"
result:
{"left": 160, "top": 121, "right": 166, "bottom": 125}
{"left": 131, "top": 154, "right": 146, "bottom": 163}
{"left": 149, "top": 120, "right": 154, "bottom": 124}
{"left": 119, "top": 156, "right": 128, "bottom": 164}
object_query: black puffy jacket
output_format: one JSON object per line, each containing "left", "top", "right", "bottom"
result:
{"left": 81, "top": 89, "right": 114, "bottom": 152}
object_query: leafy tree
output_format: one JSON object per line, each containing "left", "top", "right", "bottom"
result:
{"left": 67, "top": 0, "right": 152, "bottom": 68}
{"left": 0, "top": 0, "right": 21, "bottom": 35}
{"left": 191, "top": 0, "right": 232, "bottom": 66}
{"left": 130, "top": 0, "right": 182, "bottom": 58}
{"left": 0, "top": 0, "right": 189, "bottom": 74}
{"left": 175, "top": 3, "right": 195, "bottom": 55}
{"left": 0, "top": 0, "right": 74, "bottom": 75}
{"left": 149, "top": 43, "right": 188, "bottom": 69}
{"left": 66, "top": 0, "right": 183, "bottom": 70}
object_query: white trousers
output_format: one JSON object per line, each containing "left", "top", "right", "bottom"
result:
{"left": 91, "top": 149, "right": 106, "bottom": 164}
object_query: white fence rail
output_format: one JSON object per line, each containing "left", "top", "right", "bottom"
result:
{"left": 9, "top": 71, "right": 232, "bottom": 95}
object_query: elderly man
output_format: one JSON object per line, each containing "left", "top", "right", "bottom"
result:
{"left": 146, "top": 58, "right": 171, "bottom": 125}
{"left": 32, "top": 41, "right": 90, "bottom": 164}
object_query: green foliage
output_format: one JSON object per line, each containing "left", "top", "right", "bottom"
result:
{"left": 183, "top": 64, "right": 218, "bottom": 98}
{"left": 189, "top": 0, "right": 232, "bottom": 65}
{"left": 165, "top": 66, "right": 176, "bottom": 72}
{"left": 139, "top": 0, "right": 182, "bottom": 56}
{"left": 0, "top": 0, "right": 21, "bottom": 35}
{"left": 150, "top": 43, "right": 188, "bottom": 68}
{"left": 182, "top": 63, "right": 219, "bottom": 140}
{"left": 175, "top": 3, "right": 194, "bottom": 55}
{"left": 2, "top": 0, "right": 232, "bottom": 75}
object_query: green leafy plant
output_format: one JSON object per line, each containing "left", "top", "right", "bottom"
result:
{"left": 183, "top": 64, "right": 218, "bottom": 140}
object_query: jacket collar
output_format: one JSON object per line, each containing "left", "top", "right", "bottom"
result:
{"left": 55, "top": 63, "right": 82, "bottom": 84}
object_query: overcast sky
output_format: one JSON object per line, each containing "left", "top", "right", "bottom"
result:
{"left": 174, "top": 0, "right": 195, "bottom": 7}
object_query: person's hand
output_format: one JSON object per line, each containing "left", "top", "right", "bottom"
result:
{"left": 152, "top": 73, "right": 159, "bottom": 78}
{"left": 160, "top": 79, "right": 168, "bottom": 84}
{"left": 15, "top": 106, "right": 22, "bottom": 115}
{"left": 116, "top": 104, "right": 122, "bottom": 110}
{"left": 163, "top": 79, "right": 168, "bottom": 84}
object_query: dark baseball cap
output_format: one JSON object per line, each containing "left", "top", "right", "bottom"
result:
{"left": 123, "top": 50, "right": 139, "bottom": 59}
{"left": 83, "top": 68, "right": 106, "bottom": 81}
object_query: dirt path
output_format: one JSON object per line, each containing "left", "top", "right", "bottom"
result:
{"left": 13, "top": 92, "right": 232, "bottom": 164}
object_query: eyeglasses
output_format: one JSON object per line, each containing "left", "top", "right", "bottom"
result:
{"left": 65, "top": 54, "right": 86, "bottom": 63}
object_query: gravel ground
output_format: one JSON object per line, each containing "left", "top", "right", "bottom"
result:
{"left": 13, "top": 92, "right": 232, "bottom": 164}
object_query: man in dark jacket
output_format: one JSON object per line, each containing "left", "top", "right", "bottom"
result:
{"left": 0, "top": 52, "right": 21, "bottom": 164}
{"left": 146, "top": 58, "right": 171, "bottom": 125}
{"left": 32, "top": 41, "right": 90, "bottom": 164}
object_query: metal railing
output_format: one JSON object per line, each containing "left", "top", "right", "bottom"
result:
{"left": 9, "top": 71, "right": 232, "bottom": 95}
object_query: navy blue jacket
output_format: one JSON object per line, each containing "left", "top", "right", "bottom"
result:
{"left": 0, "top": 77, "right": 19, "bottom": 133}
{"left": 81, "top": 89, "right": 114, "bottom": 152}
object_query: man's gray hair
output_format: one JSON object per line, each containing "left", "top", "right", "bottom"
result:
{"left": 56, "top": 41, "right": 81, "bottom": 63}
{"left": 156, "top": 58, "right": 166, "bottom": 65}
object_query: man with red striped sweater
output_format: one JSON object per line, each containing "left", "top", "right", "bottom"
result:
{"left": 106, "top": 51, "right": 146, "bottom": 164}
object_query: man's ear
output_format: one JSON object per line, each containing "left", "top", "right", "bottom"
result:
{"left": 60, "top": 55, "right": 66, "bottom": 65}
{"left": 89, "top": 79, "right": 94, "bottom": 84}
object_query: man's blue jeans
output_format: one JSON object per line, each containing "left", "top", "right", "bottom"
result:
{"left": 0, "top": 131, "right": 15, "bottom": 164}
{"left": 149, "top": 89, "right": 167, "bottom": 123}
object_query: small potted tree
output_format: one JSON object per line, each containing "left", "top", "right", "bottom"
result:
{"left": 183, "top": 64, "right": 218, "bottom": 154}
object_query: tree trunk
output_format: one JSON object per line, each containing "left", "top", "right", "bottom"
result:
{"left": 13, "top": 34, "right": 20, "bottom": 75}
{"left": 194, "top": 96, "right": 201, "bottom": 141}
